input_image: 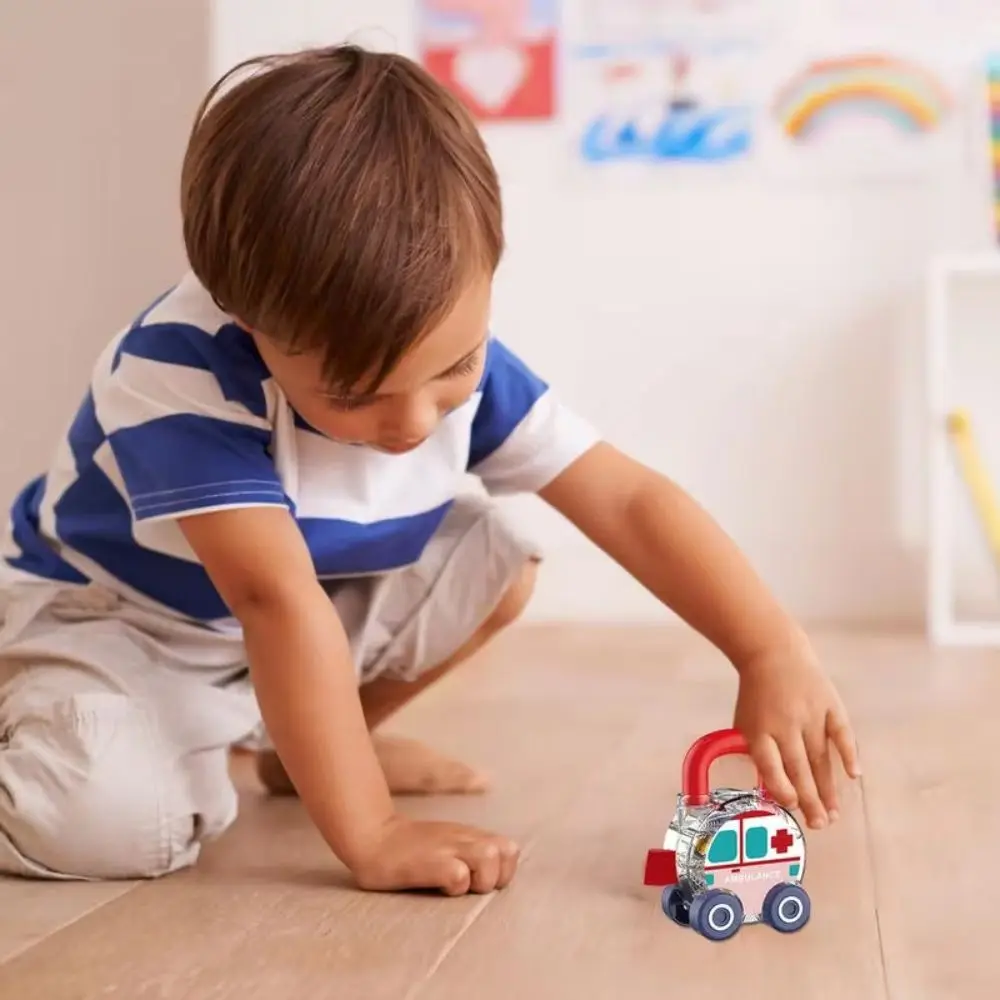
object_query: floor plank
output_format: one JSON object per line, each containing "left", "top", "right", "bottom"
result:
{"left": 0, "top": 627, "right": 693, "bottom": 998}
{"left": 821, "top": 632, "right": 1000, "bottom": 1000}
{"left": 2, "top": 625, "right": 997, "bottom": 999}
{"left": 0, "top": 879, "right": 136, "bottom": 965}
{"left": 414, "top": 646, "right": 885, "bottom": 1000}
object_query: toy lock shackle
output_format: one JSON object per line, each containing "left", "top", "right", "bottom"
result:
{"left": 681, "top": 728, "right": 768, "bottom": 806}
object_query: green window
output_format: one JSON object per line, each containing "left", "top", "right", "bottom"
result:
{"left": 707, "top": 829, "right": 738, "bottom": 864}
{"left": 744, "top": 825, "right": 768, "bottom": 860}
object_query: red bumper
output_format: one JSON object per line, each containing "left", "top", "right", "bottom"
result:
{"left": 643, "top": 849, "right": 678, "bottom": 886}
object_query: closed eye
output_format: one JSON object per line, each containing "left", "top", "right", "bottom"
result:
{"left": 439, "top": 351, "right": 481, "bottom": 379}
{"left": 325, "top": 344, "right": 484, "bottom": 410}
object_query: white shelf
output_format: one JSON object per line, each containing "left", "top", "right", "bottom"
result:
{"left": 932, "top": 622, "right": 1000, "bottom": 648}
{"left": 930, "top": 252, "right": 1000, "bottom": 278}
{"left": 926, "top": 254, "right": 1000, "bottom": 647}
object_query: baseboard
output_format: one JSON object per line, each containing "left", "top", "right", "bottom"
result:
{"left": 524, "top": 546, "right": 675, "bottom": 623}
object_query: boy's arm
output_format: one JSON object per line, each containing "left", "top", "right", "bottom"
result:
{"left": 538, "top": 441, "right": 797, "bottom": 667}
{"left": 179, "top": 506, "right": 392, "bottom": 862}
{"left": 537, "top": 441, "right": 860, "bottom": 827}
{"left": 177, "top": 506, "right": 519, "bottom": 891}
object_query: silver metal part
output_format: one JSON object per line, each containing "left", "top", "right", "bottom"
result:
{"left": 669, "top": 788, "right": 797, "bottom": 903}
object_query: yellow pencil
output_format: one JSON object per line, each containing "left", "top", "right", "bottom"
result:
{"left": 945, "top": 409, "right": 1000, "bottom": 563}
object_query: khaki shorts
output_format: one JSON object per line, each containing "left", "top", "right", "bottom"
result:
{"left": 0, "top": 495, "right": 539, "bottom": 881}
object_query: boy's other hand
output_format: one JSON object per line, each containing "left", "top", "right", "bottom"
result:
{"left": 352, "top": 816, "right": 520, "bottom": 895}
{"left": 732, "top": 640, "right": 861, "bottom": 831}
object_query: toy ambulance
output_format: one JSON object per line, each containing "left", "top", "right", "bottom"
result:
{"left": 643, "top": 728, "right": 810, "bottom": 941}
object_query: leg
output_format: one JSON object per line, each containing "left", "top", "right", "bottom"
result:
{"left": 0, "top": 582, "right": 251, "bottom": 880}
{"left": 258, "top": 558, "right": 538, "bottom": 797}
{"left": 257, "top": 494, "right": 540, "bottom": 797}
{"left": 359, "top": 557, "right": 538, "bottom": 729}
{"left": 0, "top": 669, "right": 214, "bottom": 879}
{"left": 361, "top": 557, "right": 537, "bottom": 796}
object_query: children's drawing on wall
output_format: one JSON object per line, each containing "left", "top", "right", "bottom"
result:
{"left": 564, "top": 0, "right": 767, "bottom": 173}
{"left": 834, "top": 0, "right": 1000, "bottom": 29}
{"left": 416, "top": 0, "right": 558, "bottom": 121}
{"left": 775, "top": 55, "right": 951, "bottom": 142}
{"left": 757, "top": 50, "right": 967, "bottom": 181}
{"left": 578, "top": 0, "right": 774, "bottom": 42}
{"left": 573, "top": 40, "right": 759, "bottom": 166}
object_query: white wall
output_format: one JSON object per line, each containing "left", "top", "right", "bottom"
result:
{"left": 0, "top": 1, "right": 209, "bottom": 513}
{"left": 213, "top": 0, "right": 1000, "bottom": 626}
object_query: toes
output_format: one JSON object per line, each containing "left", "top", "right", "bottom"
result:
{"left": 442, "top": 762, "right": 490, "bottom": 795}
{"left": 384, "top": 754, "right": 490, "bottom": 795}
{"left": 408, "top": 760, "right": 489, "bottom": 796}
{"left": 256, "top": 751, "right": 298, "bottom": 796}
{"left": 373, "top": 736, "right": 490, "bottom": 796}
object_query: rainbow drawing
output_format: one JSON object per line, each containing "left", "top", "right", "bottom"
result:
{"left": 773, "top": 54, "right": 951, "bottom": 141}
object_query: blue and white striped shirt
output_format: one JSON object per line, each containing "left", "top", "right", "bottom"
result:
{"left": 2, "top": 273, "right": 598, "bottom": 626}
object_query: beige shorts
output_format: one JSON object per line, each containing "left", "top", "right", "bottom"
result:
{"left": 0, "top": 495, "right": 539, "bottom": 881}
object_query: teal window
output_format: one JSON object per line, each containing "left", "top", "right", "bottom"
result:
{"left": 707, "top": 829, "right": 738, "bottom": 864}
{"left": 745, "top": 826, "right": 768, "bottom": 860}
{"left": 789, "top": 864, "right": 801, "bottom": 878}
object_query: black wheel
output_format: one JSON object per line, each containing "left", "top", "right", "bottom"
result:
{"left": 660, "top": 885, "right": 690, "bottom": 926}
{"left": 761, "top": 883, "right": 811, "bottom": 933}
{"left": 689, "top": 889, "right": 744, "bottom": 942}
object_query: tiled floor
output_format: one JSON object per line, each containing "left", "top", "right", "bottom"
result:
{"left": 0, "top": 625, "right": 995, "bottom": 999}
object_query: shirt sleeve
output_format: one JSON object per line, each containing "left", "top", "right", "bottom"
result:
{"left": 468, "top": 339, "right": 599, "bottom": 494}
{"left": 95, "top": 322, "right": 290, "bottom": 522}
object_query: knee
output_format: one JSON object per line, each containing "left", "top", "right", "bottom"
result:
{"left": 486, "top": 558, "right": 538, "bottom": 633}
{"left": 0, "top": 694, "right": 197, "bottom": 880}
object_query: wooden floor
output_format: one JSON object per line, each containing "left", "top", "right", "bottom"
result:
{"left": 0, "top": 625, "right": 996, "bottom": 999}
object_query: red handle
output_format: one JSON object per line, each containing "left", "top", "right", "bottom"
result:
{"left": 681, "top": 728, "right": 766, "bottom": 805}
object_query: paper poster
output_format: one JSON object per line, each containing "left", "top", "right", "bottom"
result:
{"left": 564, "top": 1, "right": 771, "bottom": 170}
{"left": 756, "top": 48, "right": 969, "bottom": 181}
{"left": 417, "top": 0, "right": 558, "bottom": 121}
{"left": 578, "top": 0, "right": 774, "bottom": 41}
{"left": 834, "top": 0, "right": 1000, "bottom": 26}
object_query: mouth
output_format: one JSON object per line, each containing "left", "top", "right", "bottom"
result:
{"left": 374, "top": 439, "right": 426, "bottom": 454}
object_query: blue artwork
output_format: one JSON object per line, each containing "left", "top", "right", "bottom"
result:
{"left": 570, "top": 35, "right": 761, "bottom": 167}
{"left": 580, "top": 104, "right": 753, "bottom": 163}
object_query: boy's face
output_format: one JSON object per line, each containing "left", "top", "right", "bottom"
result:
{"left": 251, "top": 277, "right": 492, "bottom": 453}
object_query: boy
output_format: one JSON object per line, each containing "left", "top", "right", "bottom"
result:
{"left": 0, "top": 45, "right": 858, "bottom": 893}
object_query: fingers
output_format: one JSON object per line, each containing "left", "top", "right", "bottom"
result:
{"left": 760, "top": 725, "right": 850, "bottom": 830}
{"left": 456, "top": 834, "right": 521, "bottom": 894}
{"left": 805, "top": 727, "right": 838, "bottom": 821}
{"left": 780, "top": 732, "right": 827, "bottom": 829}
{"left": 752, "top": 730, "right": 831, "bottom": 829}
{"left": 750, "top": 734, "right": 798, "bottom": 810}
{"left": 353, "top": 820, "right": 520, "bottom": 896}
{"left": 828, "top": 708, "right": 862, "bottom": 779}
{"left": 496, "top": 838, "right": 520, "bottom": 888}
{"left": 437, "top": 858, "right": 473, "bottom": 896}
{"left": 457, "top": 840, "right": 501, "bottom": 894}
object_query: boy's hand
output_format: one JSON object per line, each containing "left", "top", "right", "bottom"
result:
{"left": 733, "top": 642, "right": 861, "bottom": 830}
{"left": 352, "top": 816, "right": 520, "bottom": 895}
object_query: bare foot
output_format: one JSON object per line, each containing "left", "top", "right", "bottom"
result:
{"left": 255, "top": 736, "right": 489, "bottom": 798}
{"left": 256, "top": 749, "right": 297, "bottom": 796}
{"left": 374, "top": 735, "right": 490, "bottom": 796}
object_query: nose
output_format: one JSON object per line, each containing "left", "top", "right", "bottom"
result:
{"left": 384, "top": 396, "right": 438, "bottom": 444}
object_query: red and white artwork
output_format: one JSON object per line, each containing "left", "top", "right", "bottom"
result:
{"left": 417, "top": 0, "right": 558, "bottom": 121}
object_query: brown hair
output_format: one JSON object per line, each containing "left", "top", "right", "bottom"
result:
{"left": 180, "top": 43, "right": 503, "bottom": 393}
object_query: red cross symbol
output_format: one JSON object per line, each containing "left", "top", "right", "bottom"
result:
{"left": 771, "top": 828, "right": 794, "bottom": 854}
